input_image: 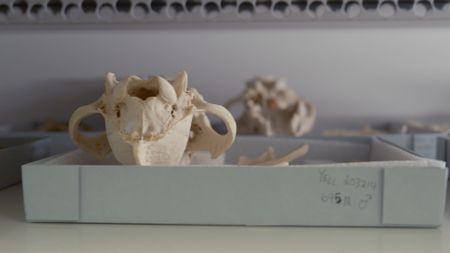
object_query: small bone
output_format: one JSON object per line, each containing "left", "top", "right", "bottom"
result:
{"left": 322, "top": 125, "right": 386, "bottom": 136}
{"left": 402, "top": 120, "right": 450, "bottom": 134}
{"left": 238, "top": 144, "right": 309, "bottom": 166}
{"left": 323, "top": 121, "right": 450, "bottom": 136}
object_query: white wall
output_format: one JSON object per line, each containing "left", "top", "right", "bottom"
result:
{"left": 1, "top": 25, "right": 450, "bottom": 124}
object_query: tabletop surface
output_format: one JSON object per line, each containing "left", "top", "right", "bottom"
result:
{"left": 1, "top": 184, "right": 449, "bottom": 253}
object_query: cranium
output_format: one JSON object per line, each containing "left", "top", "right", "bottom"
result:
{"left": 226, "top": 76, "right": 316, "bottom": 137}
{"left": 69, "top": 71, "right": 236, "bottom": 165}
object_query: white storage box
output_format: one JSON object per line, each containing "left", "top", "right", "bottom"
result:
{"left": 378, "top": 134, "right": 442, "bottom": 159}
{"left": 22, "top": 136, "right": 448, "bottom": 227}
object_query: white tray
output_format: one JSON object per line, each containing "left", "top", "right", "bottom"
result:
{"left": 22, "top": 136, "right": 448, "bottom": 227}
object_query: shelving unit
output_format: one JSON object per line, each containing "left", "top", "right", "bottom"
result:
{"left": 1, "top": 1, "right": 450, "bottom": 252}
{"left": 2, "top": 0, "right": 450, "bottom": 24}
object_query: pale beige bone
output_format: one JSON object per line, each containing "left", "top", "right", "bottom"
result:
{"left": 238, "top": 144, "right": 309, "bottom": 166}
{"left": 322, "top": 121, "right": 450, "bottom": 137}
{"left": 179, "top": 151, "right": 225, "bottom": 165}
{"left": 186, "top": 90, "right": 237, "bottom": 159}
{"left": 322, "top": 125, "right": 387, "bottom": 137}
{"left": 401, "top": 120, "right": 450, "bottom": 134}
{"left": 69, "top": 71, "right": 236, "bottom": 165}
{"left": 226, "top": 76, "right": 316, "bottom": 137}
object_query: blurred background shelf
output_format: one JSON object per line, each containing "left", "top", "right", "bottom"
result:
{"left": 2, "top": 0, "right": 450, "bottom": 24}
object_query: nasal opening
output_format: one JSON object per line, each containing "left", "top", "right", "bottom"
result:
{"left": 127, "top": 81, "right": 159, "bottom": 100}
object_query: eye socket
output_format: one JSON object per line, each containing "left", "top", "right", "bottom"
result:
{"left": 171, "top": 104, "right": 177, "bottom": 118}
{"left": 115, "top": 105, "right": 121, "bottom": 118}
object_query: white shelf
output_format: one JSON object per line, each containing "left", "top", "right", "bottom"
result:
{"left": 2, "top": 0, "right": 450, "bottom": 24}
{"left": 1, "top": 184, "right": 449, "bottom": 253}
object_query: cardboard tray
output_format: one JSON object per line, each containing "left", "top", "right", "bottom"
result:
{"left": 0, "top": 136, "right": 49, "bottom": 189}
{"left": 376, "top": 134, "right": 442, "bottom": 159}
{"left": 21, "top": 136, "right": 448, "bottom": 227}
{"left": 214, "top": 119, "right": 446, "bottom": 159}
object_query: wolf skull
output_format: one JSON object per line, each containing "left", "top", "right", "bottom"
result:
{"left": 69, "top": 71, "right": 236, "bottom": 165}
